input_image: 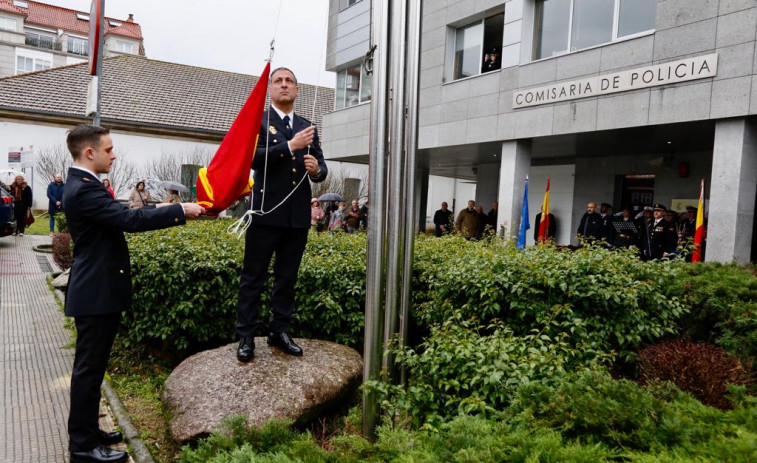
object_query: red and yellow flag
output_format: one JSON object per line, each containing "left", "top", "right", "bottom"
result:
{"left": 537, "top": 178, "right": 551, "bottom": 243}
{"left": 692, "top": 179, "right": 706, "bottom": 263}
{"left": 196, "top": 62, "right": 271, "bottom": 214}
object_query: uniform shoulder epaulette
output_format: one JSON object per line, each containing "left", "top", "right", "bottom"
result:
{"left": 82, "top": 177, "right": 90, "bottom": 182}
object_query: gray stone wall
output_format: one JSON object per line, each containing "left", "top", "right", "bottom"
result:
{"left": 413, "top": 0, "right": 757, "bottom": 149}
{"left": 325, "top": 0, "right": 370, "bottom": 72}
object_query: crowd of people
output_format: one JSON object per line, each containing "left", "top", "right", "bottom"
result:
{"left": 433, "top": 200, "right": 499, "bottom": 239}
{"left": 312, "top": 198, "right": 368, "bottom": 233}
{"left": 576, "top": 201, "right": 702, "bottom": 260}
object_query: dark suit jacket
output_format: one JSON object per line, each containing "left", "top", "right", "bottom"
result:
{"left": 251, "top": 107, "right": 328, "bottom": 229}
{"left": 63, "top": 167, "right": 186, "bottom": 317}
{"left": 577, "top": 212, "right": 602, "bottom": 239}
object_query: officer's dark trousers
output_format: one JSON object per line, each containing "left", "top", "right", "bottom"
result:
{"left": 236, "top": 225, "right": 308, "bottom": 338}
{"left": 68, "top": 313, "right": 120, "bottom": 452}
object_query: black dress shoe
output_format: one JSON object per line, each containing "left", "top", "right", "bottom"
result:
{"left": 237, "top": 336, "right": 255, "bottom": 362}
{"left": 70, "top": 445, "right": 128, "bottom": 463}
{"left": 267, "top": 331, "right": 303, "bottom": 356}
{"left": 97, "top": 429, "right": 123, "bottom": 446}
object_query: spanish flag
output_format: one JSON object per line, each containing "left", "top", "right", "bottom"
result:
{"left": 537, "top": 178, "right": 550, "bottom": 243}
{"left": 196, "top": 62, "right": 271, "bottom": 214}
{"left": 692, "top": 179, "right": 706, "bottom": 263}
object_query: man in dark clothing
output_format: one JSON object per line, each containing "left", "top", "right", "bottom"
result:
{"left": 455, "top": 200, "right": 480, "bottom": 240}
{"left": 487, "top": 201, "right": 498, "bottom": 232}
{"left": 433, "top": 201, "right": 453, "bottom": 237}
{"left": 534, "top": 207, "right": 557, "bottom": 242}
{"left": 599, "top": 202, "right": 615, "bottom": 244}
{"left": 236, "top": 67, "right": 328, "bottom": 362}
{"left": 359, "top": 201, "right": 368, "bottom": 230}
{"left": 63, "top": 125, "right": 204, "bottom": 463}
{"left": 640, "top": 203, "right": 678, "bottom": 260}
{"left": 576, "top": 201, "right": 602, "bottom": 242}
{"left": 476, "top": 205, "right": 488, "bottom": 239}
{"left": 343, "top": 199, "right": 363, "bottom": 233}
{"left": 482, "top": 48, "right": 501, "bottom": 73}
{"left": 47, "top": 173, "right": 65, "bottom": 235}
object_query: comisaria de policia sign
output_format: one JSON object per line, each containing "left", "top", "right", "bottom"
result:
{"left": 513, "top": 53, "right": 718, "bottom": 109}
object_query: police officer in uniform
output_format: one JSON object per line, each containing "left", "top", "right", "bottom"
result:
{"left": 236, "top": 67, "right": 328, "bottom": 362}
{"left": 640, "top": 203, "right": 678, "bottom": 260}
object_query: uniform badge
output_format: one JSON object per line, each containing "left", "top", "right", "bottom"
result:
{"left": 269, "top": 126, "right": 278, "bottom": 134}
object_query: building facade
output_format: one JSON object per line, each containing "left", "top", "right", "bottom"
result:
{"left": 0, "top": 0, "right": 143, "bottom": 78}
{"left": 323, "top": 0, "right": 757, "bottom": 263}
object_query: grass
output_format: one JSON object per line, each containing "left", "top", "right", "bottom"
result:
{"left": 24, "top": 210, "right": 54, "bottom": 235}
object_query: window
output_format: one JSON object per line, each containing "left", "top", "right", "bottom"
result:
{"left": 76, "top": 13, "right": 89, "bottom": 21}
{"left": 16, "top": 55, "right": 50, "bottom": 74}
{"left": 533, "top": 0, "right": 656, "bottom": 60}
{"left": 339, "top": 0, "right": 363, "bottom": 11}
{"left": 335, "top": 63, "right": 372, "bottom": 109}
{"left": 25, "top": 31, "right": 56, "bottom": 50}
{"left": 13, "top": 0, "right": 28, "bottom": 8}
{"left": 0, "top": 16, "right": 17, "bottom": 31}
{"left": 109, "top": 20, "right": 122, "bottom": 27}
{"left": 115, "top": 40, "right": 134, "bottom": 54}
{"left": 453, "top": 13, "right": 504, "bottom": 81}
{"left": 68, "top": 37, "right": 88, "bottom": 56}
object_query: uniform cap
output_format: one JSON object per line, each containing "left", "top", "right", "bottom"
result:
{"left": 686, "top": 206, "right": 697, "bottom": 212}
{"left": 653, "top": 203, "right": 667, "bottom": 211}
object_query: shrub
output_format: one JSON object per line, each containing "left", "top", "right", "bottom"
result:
{"left": 124, "top": 220, "right": 367, "bottom": 353}
{"left": 637, "top": 339, "right": 751, "bottom": 409}
{"left": 413, "top": 236, "right": 687, "bottom": 362}
{"left": 367, "top": 314, "right": 613, "bottom": 429}
{"left": 52, "top": 232, "right": 73, "bottom": 270}
{"left": 667, "top": 262, "right": 757, "bottom": 372}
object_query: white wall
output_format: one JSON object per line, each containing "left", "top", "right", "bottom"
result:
{"left": 0, "top": 120, "right": 219, "bottom": 207}
{"left": 526, "top": 165, "right": 576, "bottom": 246}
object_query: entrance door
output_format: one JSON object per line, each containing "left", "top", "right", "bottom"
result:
{"left": 620, "top": 174, "right": 655, "bottom": 214}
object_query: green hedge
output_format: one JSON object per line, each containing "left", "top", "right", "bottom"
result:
{"left": 178, "top": 371, "right": 757, "bottom": 463}
{"left": 124, "top": 220, "right": 366, "bottom": 352}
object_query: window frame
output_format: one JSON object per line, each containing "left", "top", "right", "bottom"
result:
{"left": 339, "top": 0, "right": 364, "bottom": 12}
{"left": 0, "top": 16, "right": 17, "bottom": 31}
{"left": 451, "top": 12, "right": 505, "bottom": 82}
{"left": 68, "top": 36, "right": 89, "bottom": 56}
{"left": 532, "top": 0, "right": 655, "bottom": 61}
{"left": 115, "top": 40, "right": 134, "bottom": 54}
{"left": 16, "top": 54, "right": 50, "bottom": 74}
{"left": 334, "top": 62, "right": 371, "bottom": 110}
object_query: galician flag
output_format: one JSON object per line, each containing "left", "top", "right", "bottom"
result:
{"left": 516, "top": 178, "right": 530, "bottom": 249}
{"left": 537, "top": 178, "right": 551, "bottom": 243}
{"left": 692, "top": 179, "right": 706, "bottom": 263}
{"left": 196, "top": 62, "right": 271, "bottom": 214}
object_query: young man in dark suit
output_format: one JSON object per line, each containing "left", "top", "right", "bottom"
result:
{"left": 236, "top": 67, "right": 328, "bottom": 362}
{"left": 63, "top": 125, "right": 205, "bottom": 463}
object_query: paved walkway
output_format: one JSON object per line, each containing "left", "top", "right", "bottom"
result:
{"left": 0, "top": 235, "right": 129, "bottom": 463}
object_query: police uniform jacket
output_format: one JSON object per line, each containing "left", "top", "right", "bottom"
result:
{"left": 250, "top": 108, "right": 327, "bottom": 229}
{"left": 641, "top": 217, "right": 678, "bottom": 259}
{"left": 63, "top": 167, "right": 185, "bottom": 317}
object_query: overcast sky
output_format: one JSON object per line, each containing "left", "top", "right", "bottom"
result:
{"left": 47, "top": 0, "right": 335, "bottom": 87}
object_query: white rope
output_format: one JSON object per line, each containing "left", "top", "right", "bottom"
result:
{"left": 228, "top": 0, "right": 329, "bottom": 238}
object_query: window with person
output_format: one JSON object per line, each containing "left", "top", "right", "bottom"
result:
{"left": 453, "top": 13, "right": 504, "bottom": 81}
{"left": 335, "top": 62, "right": 372, "bottom": 110}
{"left": 533, "top": 0, "right": 656, "bottom": 60}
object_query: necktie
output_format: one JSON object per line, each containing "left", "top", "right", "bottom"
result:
{"left": 282, "top": 115, "right": 292, "bottom": 138}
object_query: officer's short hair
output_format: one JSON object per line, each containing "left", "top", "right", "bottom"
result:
{"left": 271, "top": 67, "right": 298, "bottom": 85}
{"left": 67, "top": 124, "right": 110, "bottom": 160}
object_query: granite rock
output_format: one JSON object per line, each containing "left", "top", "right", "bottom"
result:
{"left": 163, "top": 338, "right": 363, "bottom": 443}
{"left": 51, "top": 268, "right": 69, "bottom": 291}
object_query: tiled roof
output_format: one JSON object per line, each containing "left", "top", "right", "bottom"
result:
{"left": 0, "top": 55, "right": 335, "bottom": 135}
{"left": 0, "top": 1, "right": 26, "bottom": 15}
{"left": 0, "top": 0, "right": 143, "bottom": 40}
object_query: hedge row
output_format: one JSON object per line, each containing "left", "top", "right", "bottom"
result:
{"left": 124, "top": 221, "right": 757, "bottom": 371}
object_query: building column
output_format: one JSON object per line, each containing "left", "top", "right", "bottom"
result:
{"left": 497, "top": 140, "right": 532, "bottom": 240}
{"left": 708, "top": 118, "right": 757, "bottom": 263}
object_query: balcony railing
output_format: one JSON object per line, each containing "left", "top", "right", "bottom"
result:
{"left": 25, "top": 33, "right": 61, "bottom": 51}
{"left": 67, "top": 42, "right": 88, "bottom": 56}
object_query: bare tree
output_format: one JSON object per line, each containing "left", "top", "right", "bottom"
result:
{"left": 309, "top": 164, "right": 369, "bottom": 202}
{"left": 107, "top": 152, "right": 139, "bottom": 199}
{"left": 142, "top": 146, "right": 215, "bottom": 182}
{"left": 35, "top": 144, "right": 72, "bottom": 183}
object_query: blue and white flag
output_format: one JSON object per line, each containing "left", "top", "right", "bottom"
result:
{"left": 516, "top": 179, "right": 530, "bottom": 249}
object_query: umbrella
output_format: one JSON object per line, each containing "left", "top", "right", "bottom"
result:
{"left": 159, "top": 180, "right": 189, "bottom": 194}
{"left": 318, "top": 193, "right": 344, "bottom": 202}
{"left": 0, "top": 169, "right": 25, "bottom": 186}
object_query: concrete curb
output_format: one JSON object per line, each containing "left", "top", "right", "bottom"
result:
{"left": 102, "top": 380, "right": 156, "bottom": 463}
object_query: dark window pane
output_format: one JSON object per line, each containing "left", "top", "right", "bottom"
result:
{"left": 533, "top": 0, "right": 570, "bottom": 59}
{"left": 618, "top": 0, "right": 656, "bottom": 37}
{"left": 454, "top": 21, "right": 483, "bottom": 79}
{"left": 570, "top": 0, "right": 614, "bottom": 51}
{"left": 481, "top": 13, "right": 504, "bottom": 73}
